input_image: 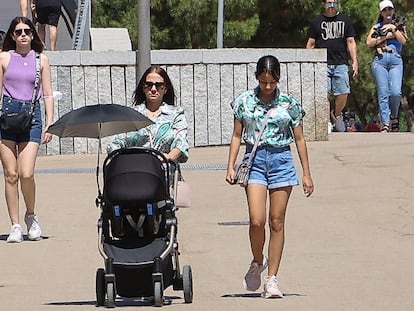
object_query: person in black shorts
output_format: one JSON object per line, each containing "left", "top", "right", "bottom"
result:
{"left": 31, "top": 0, "right": 63, "bottom": 50}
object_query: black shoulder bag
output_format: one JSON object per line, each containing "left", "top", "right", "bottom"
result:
{"left": 0, "top": 52, "right": 41, "bottom": 134}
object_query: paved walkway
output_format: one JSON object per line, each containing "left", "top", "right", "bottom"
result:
{"left": 1, "top": 133, "right": 413, "bottom": 310}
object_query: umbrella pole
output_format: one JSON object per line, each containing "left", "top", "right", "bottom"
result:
{"left": 97, "top": 125, "right": 102, "bottom": 197}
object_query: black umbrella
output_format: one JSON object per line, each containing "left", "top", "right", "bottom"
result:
{"left": 47, "top": 104, "right": 154, "bottom": 196}
{"left": 47, "top": 104, "right": 153, "bottom": 138}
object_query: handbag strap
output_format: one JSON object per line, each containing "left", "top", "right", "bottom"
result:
{"left": 30, "top": 52, "right": 41, "bottom": 113}
{"left": 245, "top": 108, "right": 273, "bottom": 167}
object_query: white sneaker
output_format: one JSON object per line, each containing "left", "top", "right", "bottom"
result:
{"left": 328, "top": 122, "right": 333, "bottom": 134}
{"left": 24, "top": 214, "right": 42, "bottom": 241}
{"left": 330, "top": 110, "right": 346, "bottom": 132}
{"left": 243, "top": 257, "right": 268, "bottom": 291}
{"left": 7, "top": 224, "right": 23, "bottom": 243}
{"left": 334, "top": 115, "right": 346, "bottom": 132}
{"left": 261, "top": 275, "right": 283, "bottom": 298}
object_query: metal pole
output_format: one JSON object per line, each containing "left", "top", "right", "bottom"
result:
{"left": 217, "top": 0, "right": 224, "bottom": 48}
{"left": 137, "top": 0, "right": 151, "bottom": 82}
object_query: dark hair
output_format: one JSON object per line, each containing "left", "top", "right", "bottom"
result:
{"left": 133, "top": 65, "right": 176, "bottom": 106}
{"left": 2, "top": 16, "right": 43, "bottom": 52}
{"left": 377, "top": 12, "right": 395, "bottom": 23}
{"left": 0, "top": 30, "right": 6, "bottom": 49}
{"left": 255, "top": 55, "right": 280, "bottom": 82}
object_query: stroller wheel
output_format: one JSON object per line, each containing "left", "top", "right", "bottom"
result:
{"left": 153, "top": 281, "right": 163, "bottom": 307}
{"left": 183, "top": 265, "right": 193, "bottom": 303}
{"left": 106, "top": 282, "right": 116, "bottom": 308}
{"left": 95, "top": 268, "right": 105, "bottom": 306}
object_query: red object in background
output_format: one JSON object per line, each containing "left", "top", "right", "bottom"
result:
{"left": 365, "top": 122, "right": 381, "bottom": 132}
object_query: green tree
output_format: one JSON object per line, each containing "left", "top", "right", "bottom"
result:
{"left": 251, "top": 0, "right": 381, "bottom": 124}
{"left": 252, "top": 0, "right": 413, "bottom": 129}
{"left": 91, "top": 1, "right": 136, "bottom": 32}
{"left": 92, "top": 0, "right": 260, "bottom": 49}
{"left": 343, "top": 0, "right": 414, "bottom": 129}
{"left": 91, "top": 0, "right": 414, "bottom": 130}
{"left": 222, "top": 0, "right": 260, "bottom": 47}
{"left": 252, "top": 0, "right": 317, "bottom": 47}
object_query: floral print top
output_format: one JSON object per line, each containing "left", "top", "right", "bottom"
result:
{"left": 107, "top": 102, "right": 189, "bottom": 162}
{"left": 234, "top": 86, "right": 305, "bottom": 147}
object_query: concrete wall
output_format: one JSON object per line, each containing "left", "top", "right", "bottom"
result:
{"left": 40, "top": 48, "right": 327, "bottom": 155}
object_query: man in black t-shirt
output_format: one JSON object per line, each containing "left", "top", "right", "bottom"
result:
{"left": 306, "top": 0, "right": 358, "bottom": 132}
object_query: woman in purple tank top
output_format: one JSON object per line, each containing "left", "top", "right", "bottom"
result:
{"left": 0, "top": 16, "right": 54, "bottom": 243}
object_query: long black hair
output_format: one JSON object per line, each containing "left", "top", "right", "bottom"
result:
{"left": 0, "top": 30, "right": 6, "bottom": 49}
{"left": 255, "top": 55, "right": 280, "bottom": 82}
{"left": 2, "top": 16, "right": 43, "bottom": 52}
{"left": 133, "top": 66, "right": 176, "bottom": 106}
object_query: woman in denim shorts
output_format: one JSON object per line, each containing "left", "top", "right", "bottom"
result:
{"left": 226, "top": 55, "right": 314, "bottom": 299}
{"left": 0, "top": 16, "right": 54, "bottom": 243}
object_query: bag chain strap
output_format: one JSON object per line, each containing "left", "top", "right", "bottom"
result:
{"left": 244, "top": 108, "right": 273, "bottom": 167}
{"left": 29, "top": 52, "right": 41, "bottom": 114}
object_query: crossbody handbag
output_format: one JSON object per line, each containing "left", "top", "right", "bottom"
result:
{"left": 0, "top": 52, "right": 41, "bottom": 134}
{"left": 233, "top": 108, "right": 272, "bottom": 187}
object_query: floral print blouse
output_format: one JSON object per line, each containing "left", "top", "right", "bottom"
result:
{"left": 107, "top": 102, "right": 189, "bottom": 163}
{"left": 234, "top": 86, "right": 305, "bottom": 147}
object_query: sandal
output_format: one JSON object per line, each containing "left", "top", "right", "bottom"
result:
{"left": 390, "top": 117, "right": 399, "bottom": 132}
{"left": 381, "top": 124, "right": 390, "bottom": 133}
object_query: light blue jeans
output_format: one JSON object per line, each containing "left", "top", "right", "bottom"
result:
{"left": 371, "top": 52, "right": 403, "bottom": 125}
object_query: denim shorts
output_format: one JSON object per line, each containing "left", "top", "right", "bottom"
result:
{"left": 327, "top": 64, "right": 350, "bottom": 95}
{"left": 0, "top": 96, "right": 42, "bottom": 143}
{"left": 244, "top": 145, "right": 299, "bottom": 189}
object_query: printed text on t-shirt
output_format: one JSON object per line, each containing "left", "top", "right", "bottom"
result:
{"left": 321, "top": 21, "right": 345, "bottom": 40}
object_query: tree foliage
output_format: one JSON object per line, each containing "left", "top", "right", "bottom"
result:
{"left": 92, "top": 0, "right": 259, "bottom": 49}
{"left": 91, "top": 0, "right": 414, "bottom": 130}
{"left": 340, "top": 0, "right": 414, "bottom": 127}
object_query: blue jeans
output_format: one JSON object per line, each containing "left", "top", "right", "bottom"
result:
{"left": 371, "top": 52, "right": 403, "bottom": 125}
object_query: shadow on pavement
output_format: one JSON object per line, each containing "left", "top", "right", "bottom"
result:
{"left": 222, "top": 292, "right": 306, "bottom": 298}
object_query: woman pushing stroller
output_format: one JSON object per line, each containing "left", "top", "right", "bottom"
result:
{"left": 102, "top": 66, "right": 191, "bottom": 306}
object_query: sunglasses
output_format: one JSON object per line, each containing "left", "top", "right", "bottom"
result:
{"left": 144, "top": 81, "right": 165, "bottom": 90}
{"left": 326, "top": 2, "right": 338, "bottom": 8}
{"left": 14, "top": 28, "right": 32, "bottom": 36}
{"left": 382, "top": 7, "right": 394, "bottom": 12}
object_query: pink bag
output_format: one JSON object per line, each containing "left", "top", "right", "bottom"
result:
{"left": 172, "top": 161, "right": 191, "bottom": 208}
{"left": 176, "top": 180, "right": 191, "bottom": 207}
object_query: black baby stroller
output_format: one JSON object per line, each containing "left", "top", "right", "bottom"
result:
{"left": 95, "top": 147, "right": 193, "bottom": 307}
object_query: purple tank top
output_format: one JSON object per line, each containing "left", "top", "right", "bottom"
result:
{"left": 3, "top": 50, "right": 42, "bottom": 101}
